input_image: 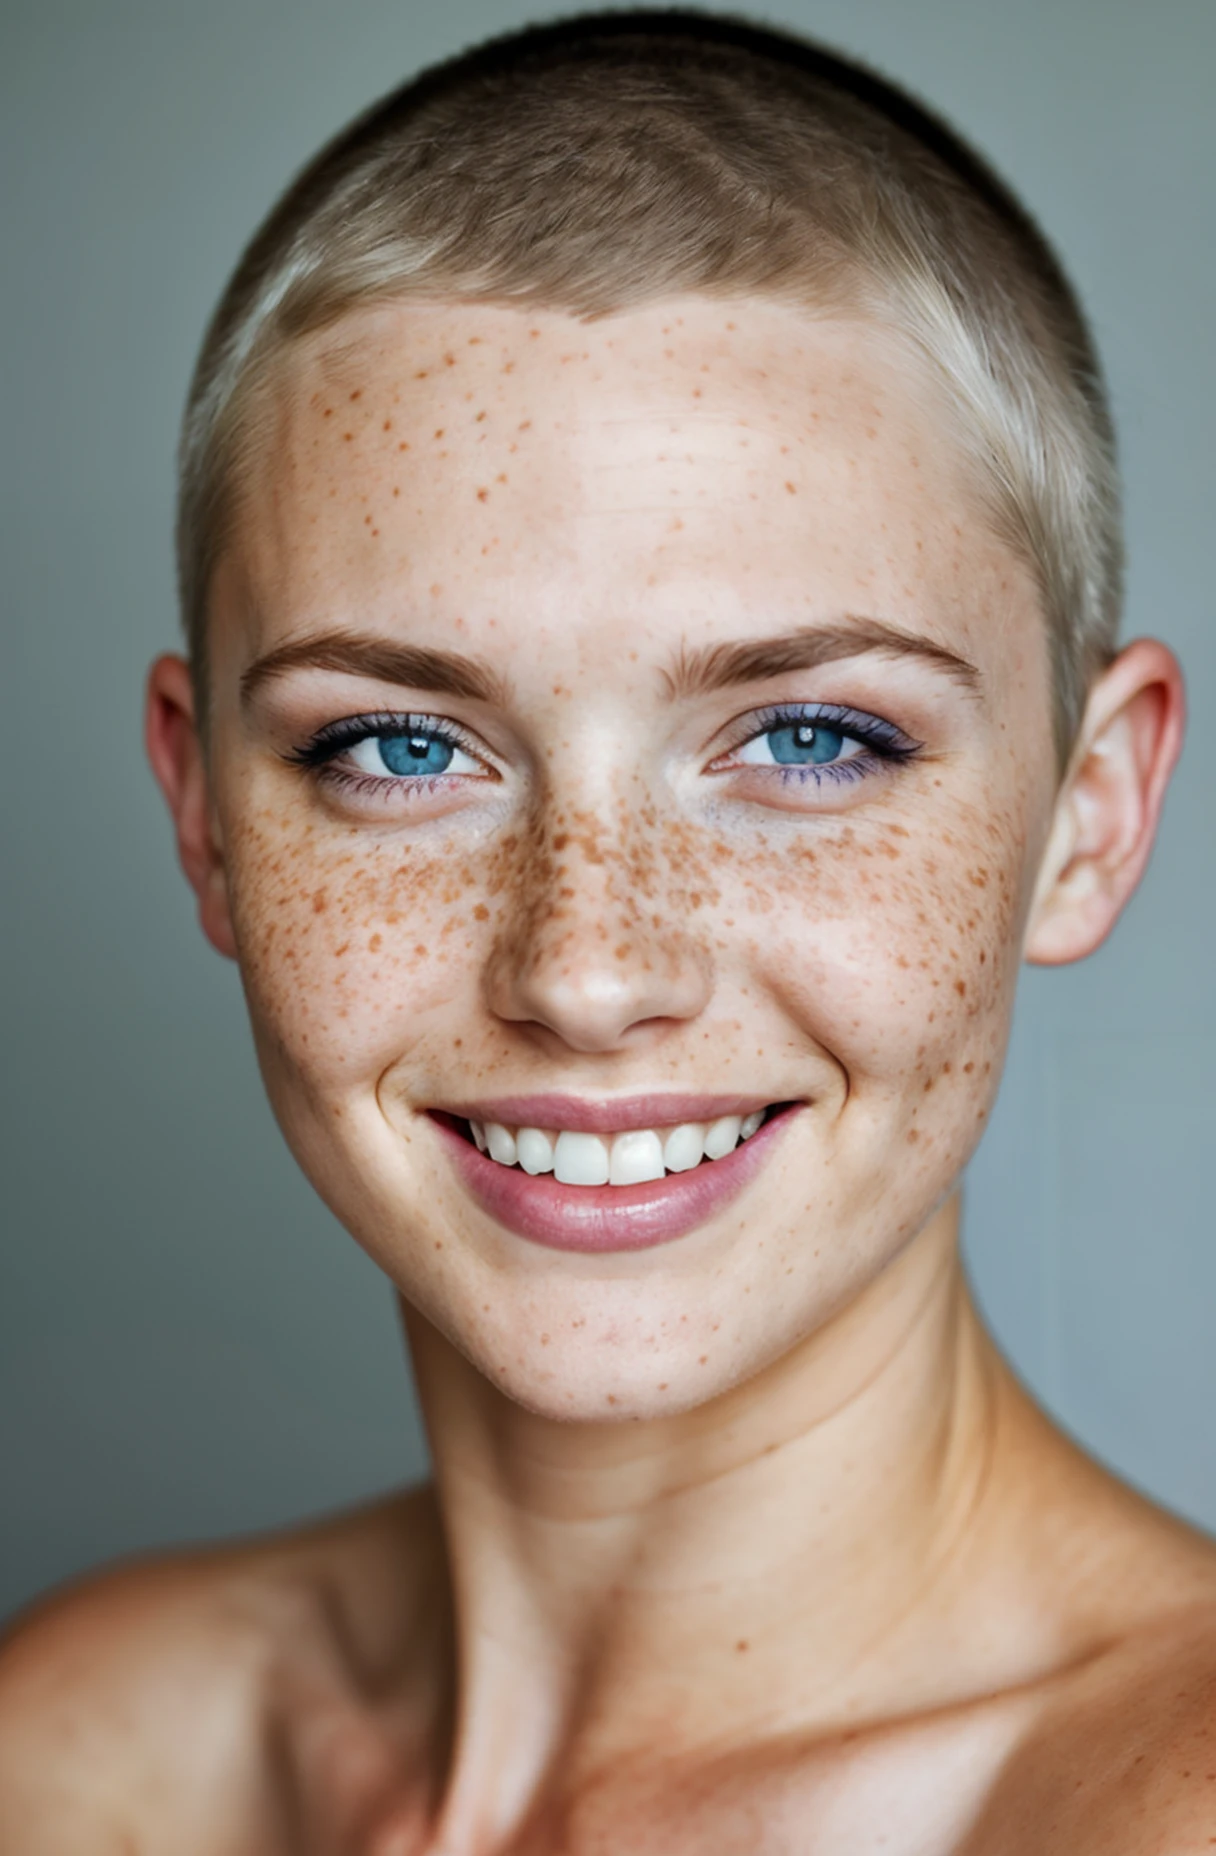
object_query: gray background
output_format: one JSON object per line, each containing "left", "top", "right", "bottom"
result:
{"left": 2, "top": 0, "right": 1213, "bottom": 1623}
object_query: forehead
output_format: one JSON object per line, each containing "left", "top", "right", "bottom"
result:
{"left": 226, "top": 296, "right": 1039, "bottom": 677}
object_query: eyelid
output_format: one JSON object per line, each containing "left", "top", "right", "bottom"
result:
{"left": 709, "top": 701, "right": 922, "bottom": 765}
{"left": 284, "top": 709, "right": 497, "bottom": 775}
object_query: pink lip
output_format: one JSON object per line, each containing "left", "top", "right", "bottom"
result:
{"left": 433, "top": 1093, "right": 775, "bottom": 1136}
{"left": 431, "top": 1104, "right": 798, "bottom": 1254}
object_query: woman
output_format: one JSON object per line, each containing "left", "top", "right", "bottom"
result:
{"left": 0, "top": 13, "right": 1207, "bottom": 1851}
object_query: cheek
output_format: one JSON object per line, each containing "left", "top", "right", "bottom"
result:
{"left": 740, "top": 794, "right": 1028, "bottom": 1112}
{"left": 220, "top": 799, "right": 490, "bottom": 1096}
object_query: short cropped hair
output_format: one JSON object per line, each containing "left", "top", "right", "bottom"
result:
{"left": 179, "top": 9, "right": 1121, "bottom": 759}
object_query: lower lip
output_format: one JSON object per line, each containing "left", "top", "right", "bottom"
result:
{"left": 432, "top": 1108, "right": 797, "bottom": 1254}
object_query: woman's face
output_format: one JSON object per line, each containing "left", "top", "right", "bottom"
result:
{"left": 201, "top": 296, "right": 1056, "bottom": 1419}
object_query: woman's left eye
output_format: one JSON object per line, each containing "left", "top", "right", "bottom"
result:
{"left": 717, "top": 704, "right": 919, "bottom": 782}
{"left": 734, "top": 721, "right": 865, "bottom": 769}
{"left": 344, "top": 730, "right": 482, "bottom": 780}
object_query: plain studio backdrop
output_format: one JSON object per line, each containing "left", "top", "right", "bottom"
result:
{"left": 2, "top": 0, "right": 1213, "bottom": 1622}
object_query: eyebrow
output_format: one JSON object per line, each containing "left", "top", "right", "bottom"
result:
{"left": 240, "top": 614, "right": 981, "bottom": 713}
{"left": 240, "top": 630, "right": 509, "bottom": 709}
{"left": 660, "top": 617, "right": 982, "bottom": 702}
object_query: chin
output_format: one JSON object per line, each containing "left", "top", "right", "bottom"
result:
{"left": 421, "top": 1288, "right": 783, "bottom": 1425}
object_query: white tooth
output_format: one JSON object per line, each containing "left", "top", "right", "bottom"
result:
{"left": 663, "top": 1122, "right": 706, "bottom": 1173}
{"left": 740, "top": 1110, "right": 765, "bottom": 1140}
{"left": 553, "top": 1130, "right": 610, "bottom": 1186}
{"left": 703, "top": 1115, "right": 743, "bottom": 1160}
{"left": 485, "top": 1122, "right": 518, "bottom": 1166}
{"left": 470, "top": 1120, "right": 488, "bottom": 1152}
{"left": 516, "top": 1127, "right": 556, "bottom": 1175}
{"left": 609, "top": 1129, "right": 666, "bottom": 1186}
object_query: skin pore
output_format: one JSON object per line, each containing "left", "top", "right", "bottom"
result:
{"left": 3, "top": 295, "right": 1198, "bottom": 1854}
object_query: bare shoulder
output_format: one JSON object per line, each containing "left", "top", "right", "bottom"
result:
{"left": 966, "top": 1601, "right": 1216, "bottom": 1855}
{"left": 0, "top": 1487, "right": 439, "bottom": 1854}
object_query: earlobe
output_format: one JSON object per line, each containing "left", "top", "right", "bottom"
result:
{"left": 1024, "top": 639, "right": 1185, "bottom": 966}
{"left": 144, "top": 654, "right": 239, "bottom": 961}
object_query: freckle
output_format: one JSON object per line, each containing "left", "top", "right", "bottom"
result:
{"left": 477, "top": 488, "right": 489, "bottom": 501}
{"left": 398, "top": 441, "right": 409, "bottom": 451}
{"left": 473, "top": 904, "right": 489, "bottom": 922}
{"left": 414, "top": 944, "right": 428, "bottom": 957}
{"left": 368, "top": 933, "right": 382, "bottom": 951}
{"left": 443, "top": 352, "right": 456, "bottom": 366}
{"left": 518, "top": 419, "right": 532, "bottom": 431}
{"left": 333, "top": 941, "right": 349, "bottom": 956}
{"left": 606, "top": 1394, "right": 617, "bottom": 1405}
{"left": 433, "top": 1240, "right": 443, "bottom": 1250}
{"left": 475, "top": 409, "right": 487, "bottom": 422}
{"left": 322, "top": 406, "right": 333, "bottom": 418}
{"left": 312, "top": 889, "right": 328, "bottom": 913}
{"left": 434, "top": 428, "right": 444, "bottom": 439}
{"left": 954, "top": 980, "right": 966, "bottom": 997}
{"left": 343, "top": 431, "right": 354, "bottom": 442}
{"left": 393, "top": 486, "right": 400, "bottom": 496}
{"left": 784, "top": 481, "right": 798, "bottom": 494}
{"left": 735, "top": 1640, "right": 749, "bottom": 1653}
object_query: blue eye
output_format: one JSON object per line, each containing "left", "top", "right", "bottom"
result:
{"left": 352, "top": 731, "right": 462, "bottom": 777}
{"left": 735, "top": 719, "right": 864, "bottom": 770}
{"left": 287, "top": 712, "right": 486, "bottom": 790}
{"left": 764, "top": 723, "right": 848, "bottom": 765}
{"left": 725, "top": 703, "right": 921, "bottom": 783}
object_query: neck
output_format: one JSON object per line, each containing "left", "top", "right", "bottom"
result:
{"left": 404, "top": 1194, "right": 1004, "bottom": 1849}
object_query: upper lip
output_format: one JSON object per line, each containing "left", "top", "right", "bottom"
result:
{"left": 430, "top": 1093, "right": 786, "bottom": 1134}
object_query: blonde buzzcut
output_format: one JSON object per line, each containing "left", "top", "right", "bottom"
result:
{"left": 178, "top": 9, "right": 1122, "bottom": 758}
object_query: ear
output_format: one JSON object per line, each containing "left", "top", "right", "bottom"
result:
{"left": 144, "top": 654, "right": 238, "bottom": 960}
{"left": 1024, "top": 638, "right": 1185, "bottom": 966}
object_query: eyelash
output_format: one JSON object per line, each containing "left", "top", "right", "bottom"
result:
{"left": 284, "top": 702, "right": 922, "bottom": 801}
{"left": 284, "top": 711, "right": 491, "bottom": 801}
{"left": 714, "top": 702, "right": 922, "bottom": 786}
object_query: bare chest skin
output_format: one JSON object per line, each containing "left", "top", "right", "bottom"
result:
{"left": 199, "top": 1519, "right": 1216, "bottom": 1856}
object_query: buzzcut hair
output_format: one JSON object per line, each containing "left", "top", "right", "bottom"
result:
{"left": 179, "top": 8, "right": 1122, "bottom": 759}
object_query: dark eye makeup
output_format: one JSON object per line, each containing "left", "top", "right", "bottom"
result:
{"left": 281, "top": 700, "right": 922, "bottom": 803}
{"left": 713, "top": 702, "right": 922, "bottom": 785}
{"left": 284, "top": 711, "right": 491, "bottom": 797}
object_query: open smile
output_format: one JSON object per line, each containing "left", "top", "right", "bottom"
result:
{"left": 430, "top": 1098, "right": 800, "bottom": 1253}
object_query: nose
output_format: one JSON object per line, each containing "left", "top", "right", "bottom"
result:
{"left": 482, "top": 815, "right": 713, "bottom": 1053}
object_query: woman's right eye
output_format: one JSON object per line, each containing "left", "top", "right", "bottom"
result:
{"left": 284, "top": 711, "right": 494, "bottom": 800}
{"left": 344, "top": 730, "right": 482, "bottom": 780}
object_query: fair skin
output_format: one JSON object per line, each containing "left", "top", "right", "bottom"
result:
{"left": 0, "top": 295, "right": 1206, "bottom": 1854}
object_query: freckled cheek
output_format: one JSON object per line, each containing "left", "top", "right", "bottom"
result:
{"left": 221, "top": 818, "right": 491, "bottom": 1088}
{"left": 746, "top": 844, "right": 1021, "bottom": 1083}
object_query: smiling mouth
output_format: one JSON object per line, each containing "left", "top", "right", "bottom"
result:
{"left": 442, "top": 1105, "right": 783, "bottom": 1187}
{"left": 432, "top": 1100, "right": 798, "bottom": 1252}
